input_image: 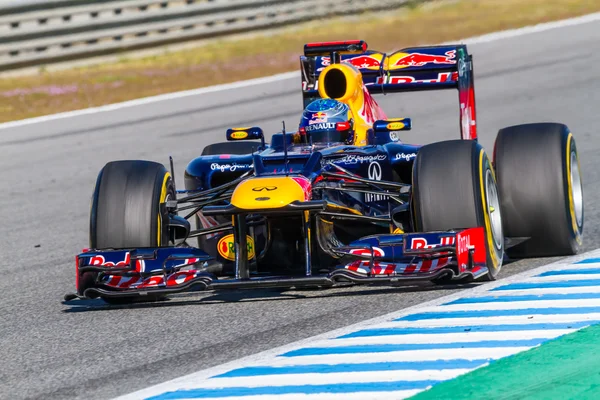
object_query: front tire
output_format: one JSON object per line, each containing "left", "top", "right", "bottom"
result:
{"left": 90, "top": 160, "right": 174, "bottom": 249}
{"left": 86, "top": 160, "right": 174, "bottom": 303}
{"left": 413, "top": 140, "right": 504, "bottom": 281}
{"left": 494, "top": 123, "right": 583, "bottom": 257}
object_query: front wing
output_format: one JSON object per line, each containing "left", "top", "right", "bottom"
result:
{"left": 64, "top": 227, "right": 488, "bottom": 301}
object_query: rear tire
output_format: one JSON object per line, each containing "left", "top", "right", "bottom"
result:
{"left": 88, "top": 160, "right": 174, "bottom": 303}
{"left": 413, "top": 140, "right": 504, "bottom": 281}
{"left": 197, "top": 141, "right": 257, "bottom": 251}
{"left": 494, "top": 123, "right": 583, "bottom": 257}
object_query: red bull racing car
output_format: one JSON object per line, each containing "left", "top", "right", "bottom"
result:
{"left": 65, "top": 40, "right": 584, "bottom": 304}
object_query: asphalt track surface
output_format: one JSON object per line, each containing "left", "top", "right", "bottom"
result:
{"left": 1, "top": 19, "right": 600, "bottom": 400}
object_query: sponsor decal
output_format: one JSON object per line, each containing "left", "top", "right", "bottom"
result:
{"left": 457, "top": 233, "right": 473, "bottom": 255}
{"left": 309, "top": 111, "right": 327, "bottom": 125}
{"left": 389, "top": 131, "right": 399, "bottom": 142}
{"left": 305, "top": 122, "right": 336, "bottom": 132}
{"left": 455, "top": 227, "right": 486, "bottom": 269}
{"left": 458, "top": 57, "right": 467, "bottom": 78}
{"left": 89, "top": 253, "right": 130, "bottom": 267}
{"left": 349, "top": 247, "right": 385, "bottom": 257}
{"left": 332, "top": 153, "right": 387, "bottom": 165}
{"left": 367, "top": 161, "right": 382, "bottom": 180}
{"left": 409, "top": 236, "right": 455, "bottom": 250}
{"left": 366, "top": 161, "right": 384, "bottom": 202}
{"left": 252, "top": 186, "right": 277, "bottom": 192}
{"left": 211, "top": 163, "right": 252, "bottom": 172}
{"left": 88, "top": 252, "right": 144, "bottom": 273}
{"left": 391, "top": 50, "right": 456, "bottom": 68}
{"left": 344, "top": 55, "right": 382, "bottom": 69}
{"left": 319, "top": 57, "right": 331, "bottom": 69}
{"left": 319, "top": 54, "right": 383, "bottom": 70}
{"left": 395, "top": 152, "right": 417, "bottom": 161}
{"left": 217, "top": 234, "right": 255, "bottom": 261}
{"left": 302, "top": 80, "right": 319, "bottom": 91}
{"left": 88, "top": 254, "right": 199, "bottom": 272}
{"left": 166, "top": 270, "right": 199, "bottom": 287}
{"left": 387, "top": 122, "right": 405, "bottom": 130}
{"left": 376, "top": 72, "right": 458, "bottom": 85}
{"left": 461, "top": 104, "right": 472, "bottom": 140}
{"left": 230, "top": 131, "right": 248, "bottom": 139}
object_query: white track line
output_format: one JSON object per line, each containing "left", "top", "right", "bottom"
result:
{"left": 249, "top": 348, "right": 528, "bottom": 367}
{"left": 373, "top": 314, "right": 600, "bottom": 328}
{"left": 194, "top": 370, "right": 469, "bottom": 388}
{"left": 2, "top": 12, "right": 600, "bottom": 131}
{"left": 319, "top": 330, "right": 572, "bottom": 346}
{"left": 488, "top": 286, "right": 600, "bottom": 296}
{"left": 425, "top": 298, "right": 600, "bottom": 311}
{"left": 164, "top": 391, "right": 424, "bottom": 400}
{"left": 513, "top": 274, "right": 600, "bottom": 282}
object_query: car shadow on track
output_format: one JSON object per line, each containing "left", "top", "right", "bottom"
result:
{"left": 60, "top": 281, "right": 480, "bottom": 313}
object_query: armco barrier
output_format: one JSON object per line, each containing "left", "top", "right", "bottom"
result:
{"left": 0, "top": 0, "right": 418, "bottom": 71}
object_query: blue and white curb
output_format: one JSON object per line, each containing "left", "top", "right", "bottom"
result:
{"left": 116, "top": 250, "right": 600, "bottom": 400}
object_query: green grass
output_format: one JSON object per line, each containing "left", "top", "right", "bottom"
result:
{"left": 411, "top": 323, "right": 600, "bottom": 399}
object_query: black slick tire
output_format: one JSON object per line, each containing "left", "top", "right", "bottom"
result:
{"left": 197, "top": 141, "right": 257, "bottom": 249}
{"left": 87, "top": 160, "right": 174, "bottom": 303}
{"left": 90, "top": 160, "right": 174, "bottom": 249}
{"left": 413, "top": 140, "right": 504, "bottom": 281}
{"left": 494, "top": 123, "right": 583, "bottom": 257}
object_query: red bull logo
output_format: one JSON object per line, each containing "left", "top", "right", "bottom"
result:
{"left": 391, "top": 50, "right": 456, "bottom": 69}
{"left": 88, "top": 252, "right": 143, "bottom": 272}
{"left": 318, "top": 54, "right": 383, "bottom": 70}
{"left": 410, "top": 236, "right": 455, "bottom": 250}
{"left": 344, "top": 55, "right": 381, "bottom": 69}
{"left": 309, "top": 111, "right": 327, "bottom": 125}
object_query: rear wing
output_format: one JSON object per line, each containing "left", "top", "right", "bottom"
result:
{"left": 300, "top": 40, "right": 477, "bottom": 140}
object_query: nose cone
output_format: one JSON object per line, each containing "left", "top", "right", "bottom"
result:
{"left": 231, "top": 176, "right": 311, "bottom": 210}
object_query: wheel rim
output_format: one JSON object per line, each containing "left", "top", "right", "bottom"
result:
{"left": 485, "top": 169, "right": 503, "bottom": 251}
{"left": 570, "top": 151, "right": 584, "bottom": 228}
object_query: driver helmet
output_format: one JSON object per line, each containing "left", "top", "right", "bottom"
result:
{"left": 298, "top": 99, "right": 354, "bottom": 145}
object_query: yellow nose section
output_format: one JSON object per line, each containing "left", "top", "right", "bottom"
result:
{"left": 231, "top": 176, "right": 311, "bottom": 210}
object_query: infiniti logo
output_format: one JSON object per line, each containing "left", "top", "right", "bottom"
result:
{"left": 368, "top": 161, "right": 382, "bottom": 181}
{"left": 252, "top": 186, "right": 277, "bottom": 192}
{"left": 365, "top": 161, "right": 384, "bottom": 203}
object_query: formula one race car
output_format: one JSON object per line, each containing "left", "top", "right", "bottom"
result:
{"left": 65, "top": 40, "right": 584, "bottom": 303}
